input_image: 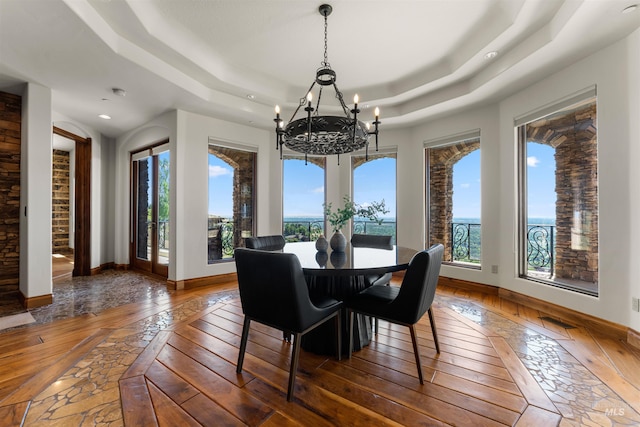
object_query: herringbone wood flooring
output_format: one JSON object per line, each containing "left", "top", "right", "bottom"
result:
{"left": 0, "top": 273, "right": 638, "bottom": 426}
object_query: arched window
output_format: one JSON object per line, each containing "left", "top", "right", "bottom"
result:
{"left": 426, "top": 134, "right": 481, "bottom": 267}
{"left": 282, "top": 155, "right": 326, "bottom": 241}
{"left": 207, "top": 143, "right": 256, "bottom": 262}
{"left": 352, "top": 153, "right": 396, "bottom": 243}
{"left": 517, "top": 95, "right": 598, "bottom": 295}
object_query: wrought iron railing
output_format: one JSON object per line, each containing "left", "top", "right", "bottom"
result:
{"left": 208, "top": 219, "right": 235, "bottom": 260}
{"left": 526, "top": 224, "right": 555, "bottom": 276}
{"left": 451, "top": 222, "right": 481, "bottom": 263}
{"left": 283, "top": 220, "right": 324, "bottom": 242}
{"left": 449, "top": 221, "right": 556, "bottom": 274}
{"left": 158, "top": 220, "right": 169, "bottom": 250}
{"left": 353, "top": 220, "right": 396, "bottom": 244}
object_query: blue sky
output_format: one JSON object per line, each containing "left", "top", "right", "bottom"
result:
{"left": 526, "top": 142, "right": 556, "bottom": 219}
{"left": 208, "top": 155, "right": 234, "bottom": 217}
{"left": 209, "top": 145, "right": 555, "bottom": 219}
{"left": 208, "top": 155, "right": 397, "bottom": 218}
{"left": 452, "top": 150, "right": 481, "bottom": 219}
{"left": 452, "top": 144, "right": 556, "bottom": 219}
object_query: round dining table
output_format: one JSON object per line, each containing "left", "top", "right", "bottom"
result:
{"left": 282, "top": 241, "right": 420, "bottom": 355}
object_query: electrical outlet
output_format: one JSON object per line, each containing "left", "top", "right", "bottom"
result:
{"left": 491, "top": 265, "right": 498, "bottom": 274}
{"left": 633, "top": 297, "right": 640, "bottom": 312}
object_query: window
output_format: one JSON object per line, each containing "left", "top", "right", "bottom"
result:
{"left": 352, "top": 153, "right": 396, "bottom": 243}
{"left": 426, "top": 133, "right": 481, "bottom": 267}
{"left": 207, "top": 143, "right": 256, "bottom": 263}
{"left": 282, "top": 155, "right": 326, "bottom": 242}
{"left": 517, "top": 94, "right": 598, "bottom": 295}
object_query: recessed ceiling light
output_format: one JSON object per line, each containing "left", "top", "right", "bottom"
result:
{"left": 112, "top": 88, "right": 126, "bottom": 97}
{"left": 484, "top": 51, "right": 498, "bottom": 60}
{"left": 98, "top": 114, "right": 111, "bottom": 120}
{"left": 246, "top": 94, "right": 256, "bottom": 100}
{"left": 622, "top": 4, "right": 637, "bottom": 13}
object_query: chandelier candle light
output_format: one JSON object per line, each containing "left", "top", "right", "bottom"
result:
{"left": 273, "top": 4, "right": 381, "bottom": 164}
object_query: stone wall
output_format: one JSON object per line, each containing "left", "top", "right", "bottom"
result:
{"left": 52, "top": 149, "right": 71, "bottom": 254}
{"left": 428, "top": 139, "right": 480, "bottom": 261}
{"left": 0, "top": 91, "right": 21, "bottom": 295}
{"left": 527, "top": 103, "right": 598, "bottom": 284}
{"left": 208, "top": 145, "right": 255, "bottom": 253}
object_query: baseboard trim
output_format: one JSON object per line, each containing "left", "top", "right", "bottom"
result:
{"left": 167, "top": 272, "right": 238, "bottom": 291}
{"left": 91, "top": 262, "right": 115, "bottom": 276}
{"left": 438, "top": 276, "right": 500, "bottom": 295}
{"left": 114, "top": 264, "right": 130, "bottom": 271}
{"left": 19, "top": 291, "right": 53, "bottom": 309}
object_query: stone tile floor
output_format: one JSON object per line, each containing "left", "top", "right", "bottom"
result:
{"left": 0, "top": 270, "right": 173, "bottom": 326}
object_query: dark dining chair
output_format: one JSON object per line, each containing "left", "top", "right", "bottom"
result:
{"left": 351, "top": 233, "right": 394, "bottom": 333}
{"left": 245, "top": 235, "right": 286, "bottom": 251}
{"left": 350, "top": 233, "right": 394, "bottom": 287}
{"left": 234, "top": 248, "right": 343, "bottom": 401}
{"left": 350, "top": 233, "right": 393, "bottom": 250}
{"left": 345, "top": 243, "right": 444, "bottom": 384}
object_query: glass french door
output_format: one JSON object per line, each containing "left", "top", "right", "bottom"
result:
{"left": 131, "top": 144, "right": 169, "bottom": 277}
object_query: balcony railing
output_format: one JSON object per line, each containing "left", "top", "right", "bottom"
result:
{"left": 353, "top": 220, "right": 396, "bottom": 244}
{"left": 208, "top": 219, "right": 235, "bottom": 261}
{"left": 526, "top": 224, "right": 555, "bottom": 276}
{"left": 450, "top": 221, "right": 556, "bottom": 275}
{"left": 158, "top": 220, "right": 169, "bottom": 250}
{"left": 451, "top": 222, "right": 481, "bottom": 263}
{"left": 283, "top": 220, "right": 324, "bottom": 242}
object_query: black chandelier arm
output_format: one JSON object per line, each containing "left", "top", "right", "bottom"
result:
{"left": 368, "top": 118, "right": 381, "bottom": 151}
{"left": 351, "top": 104, "right": 360, "bottom": 146}
{"left": 332, "top": 82, "right": 351, "bottom": 117}
{"left": 287, "top": 81, "right": 318, "bottom": 124}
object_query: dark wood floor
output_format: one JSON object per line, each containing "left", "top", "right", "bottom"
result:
{"left": 0, "top": 273, "right": 638, "bottom": 426}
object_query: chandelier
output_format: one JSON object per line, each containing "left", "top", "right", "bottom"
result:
{"left": 274, "top": 4, "right": 380, "bottom": 164}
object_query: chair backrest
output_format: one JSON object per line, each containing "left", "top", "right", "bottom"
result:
{"left": 245, "top": 235, "right": 286, "bottom": 251}
{"left": 350, "top": 234, "right": 393, "bottom": 249}
{"left": 234, "top": 248, "right": 315, "bottom": 332}
{"left": 391, "top": 244, "right": 444, "bottom": 324}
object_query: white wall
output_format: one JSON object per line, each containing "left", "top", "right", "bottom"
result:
{"left": 109, "top": 29, "right": 640, "bottom": 330}
{"left": 409, "top": 105, "right": 500, "bottom": 286}
{"left": 400, "top": 28, "right": 640, "bottom": 328}
{"left": 177, "top": 111, "right": 272, "bottom": 281}
{"left": 114, "top": 110, "right": 272, "bottom": 282}
{"left": 20, "top": 83, "right": 53, "bottom": 299}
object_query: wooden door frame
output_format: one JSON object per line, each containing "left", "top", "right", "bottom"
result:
{"left": 52, "top": 126, "right": 91, "bottom": 276}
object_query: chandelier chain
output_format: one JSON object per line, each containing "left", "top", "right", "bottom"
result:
{"left": 323, "top": 12, "right": 329, "bottom": 67}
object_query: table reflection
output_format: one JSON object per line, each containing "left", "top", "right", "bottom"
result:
{"left": 283, "top": 241, "right": 418, "bottom": 275}
{"left": 282, "top": 241, "right": 420, "bottom": 355}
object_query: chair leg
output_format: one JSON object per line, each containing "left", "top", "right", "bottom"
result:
{"left": 374, "top": 317, "right": 379, "bottom": 335}
{"left": 428, "top": 307, "right": 440, "bottom": 354}
{"left": 409, "top": 325, "right": 424, "bottom": 384}
{"left": 335, "top": 312, "right": 342, "bottom": 361}
{"left": 348, "top": 310, "right": 354, "bottom": 358}
{"left": 237, "top": 317, "right": 251, "bottom": 373}
{"left": 287, "top": 332, "right": 303, "bottom": 401}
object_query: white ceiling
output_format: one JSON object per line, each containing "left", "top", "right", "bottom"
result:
{"left": 0, "top": 0, "right": 638, "bottom": 138}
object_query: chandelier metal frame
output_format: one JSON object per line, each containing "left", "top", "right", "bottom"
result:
{"left": 274, "top": 4, "right": 380, "bottom": 164}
